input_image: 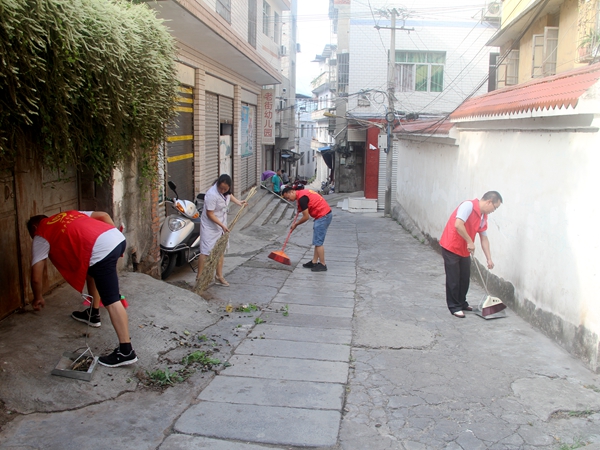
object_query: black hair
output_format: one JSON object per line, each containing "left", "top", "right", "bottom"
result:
{"left": 281, "top": 186, "right": 294, "bottom": 196}
{"left": 482, "top": 191, "right": 503, "bottom": 203}
{"left": 27, "top": 215, "right": 48, "bottom": 236}
{"left": 215, "top": 174, "right": 232, "bottom": 195}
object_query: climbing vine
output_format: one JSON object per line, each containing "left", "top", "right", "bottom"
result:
{"left": 0, "top": 0, "right": 178, "bottom": 181}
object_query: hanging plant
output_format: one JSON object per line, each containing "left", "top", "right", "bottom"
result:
{"left": 0, "top": 0, "right": 178, "bottom": 181}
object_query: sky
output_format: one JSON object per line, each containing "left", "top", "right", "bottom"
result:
{"left": 294, "top": 1, "right": 491, "bottom": 97}
{"left": 295, "top": 0, "right": 331, "bottom": 97}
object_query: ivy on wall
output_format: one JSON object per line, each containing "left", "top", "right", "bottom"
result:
{"left": 0, "top": 0, "right": 178, "bottom": 181}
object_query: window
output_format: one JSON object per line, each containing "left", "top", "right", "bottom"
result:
{"left": 301, "top": 124, "right": 305, "bottom": 137}
{"left": 263, "top": 1, "right": 270, "bottom": 36}
{"left": 394, "top": 51, "right": 446, "bottom": 93}
{"left": 497, "top": 50, "right": 519, "bottom": 88}
{"left": 248, "top": 0, "right": 257, "bottom": 47}
{"left": 274, "top": 12, "right": 280, "bottom": 44}
{"left": 532, "top": 27, "right": 559, "bottom": 78}
{"left": 216, "top": 0, "right": 231, "bottom": 23}
{"left": 338, "top": 53, "right": 349, "bottom": 94}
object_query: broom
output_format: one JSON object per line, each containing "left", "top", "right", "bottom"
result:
{"left": 194, "top": 187, "right": 257, "bottom": 293}
{"left": 268, "top": 211, "right": 299, "bottom": 265}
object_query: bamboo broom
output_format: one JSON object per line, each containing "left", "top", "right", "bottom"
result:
{"left": 194, "top": 186, "right": 257, "bottom": 293}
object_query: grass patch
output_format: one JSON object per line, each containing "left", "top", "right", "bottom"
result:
{"left": 237, "top": 304, "right": 259, "bottom": 312}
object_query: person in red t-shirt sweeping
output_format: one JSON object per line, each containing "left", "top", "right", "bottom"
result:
{"left": 282, "top": 187, "right": 333, "bottom": 272}
{"left": 440, "top": 191, "right": 502, "bottom": 318}
{"left": 27, "top": 211, "right": 137, "bottom": 367}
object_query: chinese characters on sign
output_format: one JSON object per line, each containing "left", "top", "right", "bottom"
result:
{"left": 261, "top": 89, "right": 275, "bottom": 145}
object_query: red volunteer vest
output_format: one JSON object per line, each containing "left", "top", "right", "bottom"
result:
{"left": 440, "top": 199, "right": 487, "bottom": 257}
{"left": 35, "top": 211, "right": 114, "bottom": 292}
{"left": 296, "top": 190, "right": 331, "bottom": 220}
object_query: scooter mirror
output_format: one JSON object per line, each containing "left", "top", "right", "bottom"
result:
{"left": 168, "top": 181, "right": 177, "bottom": 190}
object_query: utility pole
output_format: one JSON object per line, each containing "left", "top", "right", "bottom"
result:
{"left": 384, "top": 9, "right": 396, "bottom": 217}
{"left": 376, "top": 9, "right": 413, "bottom": 217}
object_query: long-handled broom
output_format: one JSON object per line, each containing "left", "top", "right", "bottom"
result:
{"left": 472, "top": 256, "right": 507, "bottom": 319}
{"left": 194, "top": 187, "right": 257, "bottom": 293}
{"left": 268, "top": 212, "right": 299, "bottom": 265}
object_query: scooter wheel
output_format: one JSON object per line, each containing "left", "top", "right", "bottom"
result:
{"left": 160, "top": 252, "right": 177, "bottom": 280}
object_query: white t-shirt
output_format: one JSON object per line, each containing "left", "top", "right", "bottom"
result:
{"left": 456, "top": 201, "right": 487, "bottom": 237}
{"left": 31, "top": 212, "right": 125, "bottom": 266}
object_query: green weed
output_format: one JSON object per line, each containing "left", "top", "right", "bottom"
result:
{"left": 237, "top": 304, "right": 259, "bottom": 312}
{"left": 146, "top": 368, "right": 183, "bottom": 386}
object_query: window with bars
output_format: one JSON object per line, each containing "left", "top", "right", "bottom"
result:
{"left": 578, "top": 0, "right": 600, "bottom": 62}
{"left": 532, "top": 27, "right": 559, "bottom": 78}
{"left": 497, "top": 50, "right": 519, "bottom": 88}
{"left": 394, "top": 51, "right": 445, "bottom": 93}
{"left": 216, "top": 0, "right": 231, "bottom": 23}
{"left": 274, "top": 12, "right": 280, "bottom": 44}
{"left": 263, "top": 1, "right": 270, "bottom": 36}
{"left": 337, "top": 53, "right": 349, "bottom": 94}
{"left": 248, "top": 0, "right": 257, "bottom": 47}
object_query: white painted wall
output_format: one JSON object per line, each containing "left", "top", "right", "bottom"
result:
{"left": 394, "top": 111, "right": 600, "bottom": 368}
{"left": 347, "top": 0, "right": 498, "bottom": 116}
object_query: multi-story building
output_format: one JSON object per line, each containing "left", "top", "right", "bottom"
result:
{"left": 295, "top": 97, "right": 317, "bottom": 181}
{"left": 321, "top": 0, "right": 499, "bottom": 205}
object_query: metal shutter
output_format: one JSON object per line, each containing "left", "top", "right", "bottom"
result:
{"left": 166, "top": 85, "right": 194, "bottom": 201}
{"left": 204, "top": 92, "right": 219, "bottom": 192}
{"left": 377, "top": 142, "right": 398, "bottom": 210}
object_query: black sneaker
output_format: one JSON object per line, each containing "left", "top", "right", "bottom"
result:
{"left": 98, "top": 348, "right": 138, "bottom": 367}
{"left": 71, "top": 308, "right": 101, "bottom": 328}
{"left": 302, "top": 261, "right": 316, "bottom": 268}
{"left": 311, "top": 263, "right": 328, "bottom": 272}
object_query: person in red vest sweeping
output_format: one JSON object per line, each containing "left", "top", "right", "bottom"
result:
{"left": 282, "top": 187, "right": 332, "bottom": 272}
{"left": 440, "top": 191, "right": 503, "bottom": 318}
{"left": 27, "top": 211, "right": 137, "bottom": 367}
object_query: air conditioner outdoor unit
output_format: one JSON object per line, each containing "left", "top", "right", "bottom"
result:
{"left": 296, "top": 43, "right": 301, "bottom": 53}
{"left": 280, "top": 45, "right": 287, "bottom": 56}
{"left": 484, "top": 1, "right": 501, "bottom": 20}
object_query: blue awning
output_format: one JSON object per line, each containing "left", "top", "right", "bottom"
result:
{"left": 318, "top": 146, "right": 331, "bottom": 151}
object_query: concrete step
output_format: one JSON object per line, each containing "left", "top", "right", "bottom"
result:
{"left": 236, "top": 188, "right": 273, "bottom": 231}
{"left": 265, "top": 201, "right": 290, "bottom": 225}
{"left": 254, "top": 195, "right": 286, "bottom": 227}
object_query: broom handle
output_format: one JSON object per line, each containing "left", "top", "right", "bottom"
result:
{"left": 281, "top": 211, "right": 300, "bottom": 251}
{"left": 472, "top": 255, "right": 490, "bottom": 295}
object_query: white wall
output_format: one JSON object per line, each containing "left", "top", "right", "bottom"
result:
{"left": 347, "top": 0, "right": 497, "bottom": 116}
{"left": 394, "top": 116, "right": 600, "bottom": 369}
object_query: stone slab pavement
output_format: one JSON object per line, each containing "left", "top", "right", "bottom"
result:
{"left": 1, "top": 197, "right": 600, "bottom": 449}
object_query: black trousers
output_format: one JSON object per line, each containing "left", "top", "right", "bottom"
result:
{"left": 442, "top": 248, "right": 471, "bottom": 313}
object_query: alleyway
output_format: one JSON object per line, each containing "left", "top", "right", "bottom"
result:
{"left": 1, "top": 202, "right": 600, "bottom": 449}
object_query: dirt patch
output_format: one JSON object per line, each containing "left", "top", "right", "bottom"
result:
{"left": 0, "top": 399, "right": 19, "bottom": 432}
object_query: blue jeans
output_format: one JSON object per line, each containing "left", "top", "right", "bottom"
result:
{"left": 312, "top": 212, "right": 332, "bottom": 246}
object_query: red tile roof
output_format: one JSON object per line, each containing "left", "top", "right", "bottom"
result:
{"left": 393, "top": 118, "right": 453, "bottom": 135}
{"left": 451, "top": 63, "right": 600, "bottom": 120}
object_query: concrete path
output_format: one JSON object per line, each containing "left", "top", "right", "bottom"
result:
{"left": 2, "top": 201, "right": 600, "bottom": 449}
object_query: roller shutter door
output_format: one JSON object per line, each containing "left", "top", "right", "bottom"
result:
{"left": 203, "top": 92, "right": 219, "bottom": 193}
{"left": 377, "top": 142, "right": 398, "bottom": 210}
{"left": 166, "top": 86, "right": 194, "bottom": 201}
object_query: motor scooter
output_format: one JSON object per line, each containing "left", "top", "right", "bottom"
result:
{"left": 159, "top": 181, "right": 204, "bottom": 279}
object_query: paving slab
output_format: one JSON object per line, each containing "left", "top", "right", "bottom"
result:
{"left": 222, "top": 355, "right": 349, "bottom": 383}
{"left": 269, "top": 302, "right": 354, "bottom": 318}
{"left": 279, "top": 281, "right": 356, "bottom": 295}
{"left": 198, "top": 376, "right": 344, "bottom": 410}
{"left": 175, "top": 402, "right": 340, "bottom": 447}
{"left": 235, "top": 337, "right": 351, "bottom": 361}
{"left": 271, "top": 293, "right": 355, "bottom": 308}
{"left": 248, "top": 324, "right": 352, "bottom": 344}
{"left": 160, "top": 435, "right": 282, "bottom": 449}
{"left": 263, "top": 311, "right": 352, "bottom": 329}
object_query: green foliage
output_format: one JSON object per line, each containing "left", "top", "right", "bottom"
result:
{"left": 0, "top": 0, "right": 178, "bottom": 181}
{"left": 146, "top": 368, "right": 183, "bottom": 386}
{"left": 181, "top": 351, "right": 221, "bottom": 367}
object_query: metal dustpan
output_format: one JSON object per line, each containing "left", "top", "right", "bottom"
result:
{"left": 52, "top": 347, "right": 99, "bottom": 382}
{"left": 472, "top": 256, "right": 507, "bottom": 320}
